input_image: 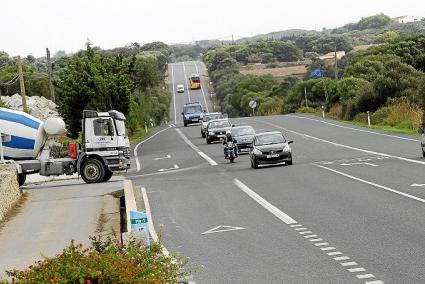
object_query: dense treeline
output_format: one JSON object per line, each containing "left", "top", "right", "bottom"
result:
{"left": 203, "top": 34, "right": 425, "bottom": 131}
{"left": 0, "top": 41, "right": 172, "bottom": 139}
{"left": 57, "top": 42, "right": 171, "bottom": 138}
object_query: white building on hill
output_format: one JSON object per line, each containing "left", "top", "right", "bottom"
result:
{"left": 393, "top": 15, "right": 420, "bottom": 24}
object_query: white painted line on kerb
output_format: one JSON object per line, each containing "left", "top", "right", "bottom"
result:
{"left": 252, "top": 119, "right": 425, "bottom": 167}
{"left": 194, "top": 62, "right": 209, "bottom": 112}
{"left": 309, "top": 238, "right": 323, "bottom": 242}
{"left": 314, "top": 242, "right": 330, "bottom": 246}
{"left": 134, "top": 126, "right": 173, "bottom": 172}
{"left": 357, "top": 274, "right": 375, "bottom": 279}
{"left": 141, "top": 187, "right": 170, "bottom": 257}
{"left": 299, "top": 231, "right": 313, "bottom": 234}
{"left": 182, "top": 62, "right": 191, "bottom": 102}
{"left": 170, "top": 64, "right": 177, "bottom": 124}
{"left": 294, "top": 227, "right": 307, "bottom": 231}
{"left": 334, "top": 256, "right": 350, "bottom": 261}
{"left": 365, "top": 281, "right": 384, "bottom": 284}
{"left": 288, "top": 114, "right": 418, "bottom": 142}
{"left": 341, "top": 262, "right": 358, "bottom": 267}
{"left": 348, "top": 267, "right": 366, "bottom": 272}
{"left": 327, "top": 251, "right": 342, "bottom": 256}
{"left": 304, "top": 235, "right": 318, "bottom": 238}
{"left": 315, "top": 164, "right": 425, "bottom": 204}
{"left": 233, "top": 179, "right": 297, "bottom": 225}
{"left": 320, "top": 247, "right": 336, "bottom": 251}
{"left": 175, "top": 128, "right": 218, "bottom": 166}
{"left": 290, "top": 224, "right": 302, "bottom": 227}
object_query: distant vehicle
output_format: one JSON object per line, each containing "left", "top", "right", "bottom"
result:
{"left": 182, "top": 102, "right": 204, "bottom": 127}
{"left": 231, "top": 125, "right": 256, "bottom": 154}
{"left": 201, "top": 112, "right": 224, "bottom": 138}
{"left": 249, "top": 131, "right": 293, "bottom": 169}
{"left": 188, "top": 74, "right": 201, "bottom": 89}
{"left": 177, "top": 84, "right": 185, "bottom": 93}
{"left": 205, "top": 119, "right": 231, "bottom": 144}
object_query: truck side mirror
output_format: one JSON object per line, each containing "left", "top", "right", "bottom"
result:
{"left": 181, "top": 112, "right": 184, "bottom": 115}
{"left": 288, "top": 141, "right": 294, "bottom": 144}
{"left": 419, "top": 127, "right": 424, "bottom": 134}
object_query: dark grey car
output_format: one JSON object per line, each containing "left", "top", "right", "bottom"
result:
{"left": 231, "top": 125, "right": 256, "bottom": 154}
{"left": 206, "top": 119, "right": 231, "bottom": 144}
{"left": 249, "top": 131, "right": 293, "bottom": 169}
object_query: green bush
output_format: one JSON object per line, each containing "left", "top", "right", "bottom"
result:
{"left": 371, "top": 107, "right": 390, "bottom": 124}
{"left": 2, "top": 236, "right": 189, "bottom": 284}
{"left": 353, "top": 112, "right": 368, "bottom": 123}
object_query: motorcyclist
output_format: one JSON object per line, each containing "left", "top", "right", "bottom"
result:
{"left": 223, "top": 130, "right": 238, "bottom": 159}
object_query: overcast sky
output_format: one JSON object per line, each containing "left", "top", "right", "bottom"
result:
{"left": 1, "top": 0, "right": 424, "bottom": 57}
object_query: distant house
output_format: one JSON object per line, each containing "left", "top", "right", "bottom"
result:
{"left": 393, "top": 16, "right": 420, "bottom": 24}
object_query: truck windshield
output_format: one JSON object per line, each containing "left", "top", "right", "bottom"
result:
{"left": 115, "top": 120, "right": 127, "bottom": 137}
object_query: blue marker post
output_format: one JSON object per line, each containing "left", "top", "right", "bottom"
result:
{"left": 130, "top": 210, "right": 150, "bottom": 246}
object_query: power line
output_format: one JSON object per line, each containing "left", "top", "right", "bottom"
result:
{"left": 1, "top": 74, "right": 19, "bottom": 86}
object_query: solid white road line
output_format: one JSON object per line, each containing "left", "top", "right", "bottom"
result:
{"left": 141, "top": 187, "right": 170, "bottom": 257}
{"left": 253, "top": 119, "right": 425, "bottom": 166}
{"left": 288, "top": 114, "right": 418, "bottom": 142}
{"left": 315, "top": 164, "right": 425, "bottom": 204}
{"left": 170, "top": 64, "right": 177, "bottom": 124}
{"left": 134, "top": 126, "right": 173, "bottom": 172}
{"left": 182, "top": 62, "right": 191, "bottom": 102}
{"left": 175, "top": 128, "right": 218, "bottom": 166}
{"left": 194, "top": 61, "right": 209, "bottom": 112}
{"left": 233, "top": 179, "right": 297, "bottom": 225}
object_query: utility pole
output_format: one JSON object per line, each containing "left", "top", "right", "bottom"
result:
{"left": 334, "top": 44, "right": 338, "bottom": 80}
{"left": 46, "top": 48, "right": 55, "bottom": 103}
{"left": 17, "top": 56, "right": 27, "bottom": 112}
{"left": 231, "top": 35, "right": 234, "bottom": 45}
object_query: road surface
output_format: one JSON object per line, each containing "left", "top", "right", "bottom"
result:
{"left": 127, "top": 61, "right": 425, "bottom": 283}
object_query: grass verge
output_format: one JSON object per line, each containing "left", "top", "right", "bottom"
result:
{"left": 129, "top": 127, "right": 154, "bottom": 145}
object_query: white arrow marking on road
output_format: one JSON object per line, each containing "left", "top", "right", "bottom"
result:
{"left": 153, "top": 154, "right": 171, "bottom": 161}
{"left": 201, "top": 225, "right": 246, "bottom": 235}
{"left": 340, "top": 162, "right": 378, "bottom": 167}
{"left": 158, "top": 164, "right": 179, "bottom": 172}
{"left": 411, "top": 183, "right": 425, "bottom": 187}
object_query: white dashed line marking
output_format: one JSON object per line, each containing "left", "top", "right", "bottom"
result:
{"left": 291, "top": 224, "right": 384, "bottom": 283}
{"left": 327, "top": 251, "right": 342, "bottom": 256}
{"left": 348, "top": 267, "right": 366, "bottom": 272}
{"left": 314, "top": 242, "right": 330, "bottom": 246}
{"left": 341, "top": 262, "right": 358, "bottom": 267}
{"left": 357, "top": 274, "right": 375, "bottom": 279}
{"left": 334, "top": 256, "right": 350, "bottom": 261}
{"left": 309, "top": 238, "right": 323, "bottom": 242}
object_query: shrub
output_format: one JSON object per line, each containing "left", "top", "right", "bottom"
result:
{"left": 353, "top": 112, "right": 368, "bottom": 123}
{"left": 371, "top": 107, "right": 390, "bottom": 124}
{"left": 2, "top": 236, "right": 189, "bottom": 284}
{"left": 328, "top": 103, "right": 344, "bottom": 119}
{"left": 384, "top": 100, "right": 423, "bottom": 130}
{"left": 297, "top": 106, "right": 317, "bottom": 114}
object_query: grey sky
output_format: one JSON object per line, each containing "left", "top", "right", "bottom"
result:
{"left": 1, "top": 0, "right": 424, "bottom": 57}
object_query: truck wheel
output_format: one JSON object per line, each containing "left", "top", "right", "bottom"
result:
{"left": 102, "top": 169, "right": 113, "bottom": 182}
{"left": 17, "top": 174, "right": 26, "bottom": 187}
{"left": 81, "top": 158, "right": 105, "bottom": 184}
{"left": 206, "top": 136, "right": 211, "bottom": 144}
{"left": 184, "top": 121, "right": 188, "bottom": 127}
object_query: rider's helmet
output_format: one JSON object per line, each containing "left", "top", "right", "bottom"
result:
{"left": 226, "top": 130, "right": 232, "bottom": 139}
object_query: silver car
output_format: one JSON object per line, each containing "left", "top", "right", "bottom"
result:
{"left": 201, "top": 112, "right": 224, "bottom": 138}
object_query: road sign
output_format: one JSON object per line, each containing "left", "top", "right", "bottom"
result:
{"left": 130, "top": 210, "right": 150, "bottom": 245}
{"left": 249, "top": 100, "right": 257, "bottom": 109}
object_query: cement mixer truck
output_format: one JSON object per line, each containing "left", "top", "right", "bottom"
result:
{"left": 0, "top": 107, "right": 130, "bottom": 186}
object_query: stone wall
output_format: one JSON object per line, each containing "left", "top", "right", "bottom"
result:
{"left": 0, "top": 164, "right": 21, "bottom": 221}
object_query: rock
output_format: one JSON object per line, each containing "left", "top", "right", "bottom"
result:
{"left": 0, "top": 164, "right": 21, "bottom": 221}
{"left": 1, "top": 94, "right": 60, "bottom": 121}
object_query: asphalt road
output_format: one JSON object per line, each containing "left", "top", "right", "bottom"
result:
{"left": 128, "top": 61, "right": 425, "bottom": 283}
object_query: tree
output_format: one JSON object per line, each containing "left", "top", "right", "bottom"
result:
{"left": 56, "top": 44, "right": 132, "bottom": 138}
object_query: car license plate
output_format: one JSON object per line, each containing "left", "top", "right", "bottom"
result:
{"left": 217, "top": 134, "right": 225, "bottom": 138}
{"left": 267, "top": 154, "right": 280, "bottom": 158}
{"left": 191, "top": 119, "right": 198, "bottom": 122}
{"left": 241, "top": 148, "right": 249, "bottom": 152}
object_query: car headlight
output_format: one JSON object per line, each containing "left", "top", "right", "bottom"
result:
{"left": 253, "top": 149, "right": 262, "bottom": 155}
{"left": 283, "top": 144, "right": 291, "bottom": 152}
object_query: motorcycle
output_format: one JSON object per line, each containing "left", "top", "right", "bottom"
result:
{"left": 225, "top": 140, "right": 237, "bottom": 163}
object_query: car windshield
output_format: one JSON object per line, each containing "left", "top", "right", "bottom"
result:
{"left": 209, "top": 120, "right": 230, "bottom": 129}
{"left": 205, "top": 114, "right": 223, "bottom": 122}
{"left": 184, "top": 105, "right": 202, "bottom": 114}
{"left": 232, "top": 127, "right": 255, "bottom": 136}
{"left": 255, "top": 133, "right": 285, "bottom": 146}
